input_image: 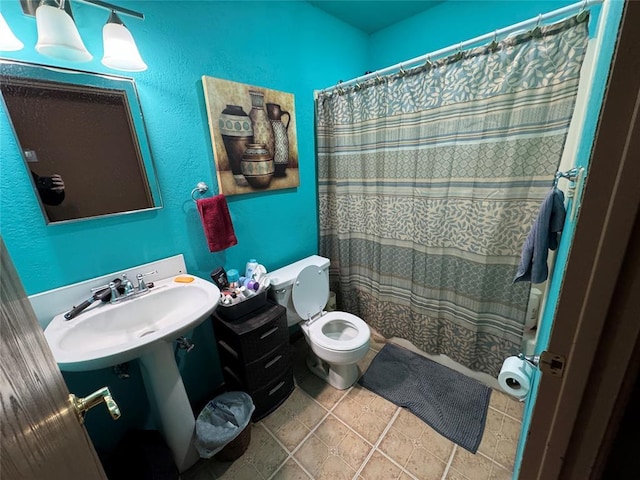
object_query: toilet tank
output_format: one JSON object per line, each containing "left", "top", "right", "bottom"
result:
{"left": 267, "top": 255, "right": 330, "bottom": 326}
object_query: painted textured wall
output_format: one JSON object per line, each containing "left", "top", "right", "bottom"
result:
{"left": 0, "top": 0, "right": 367, "bottom": 453}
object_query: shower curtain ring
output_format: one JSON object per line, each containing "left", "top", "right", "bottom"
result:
{"left": 424, "top": 56, "right": 432, "bottom": 69}
{"left": 399, "top": 65, "right": 406, "bottom": 77}
{"left": 531, "top": 13, "right": 543, "bottom": 38}
{"left": 577, "top": 0, "right": 589, "bottom": 21}
{"left": 454, "top": 42, "right": 464, "bottom": 61}
{"left": 489, "top": 30, "right": 499, "bottom": 52}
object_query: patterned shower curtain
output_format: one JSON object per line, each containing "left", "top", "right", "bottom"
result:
{"left": 317, "top": 16, "right": 589, "bottom": 376}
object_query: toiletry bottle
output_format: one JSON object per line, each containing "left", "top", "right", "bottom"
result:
{"left": 246, "top": 259, "right": 259, "bottom": 279}
{"left": 226, "top": 269, "right": 240, "bottom": 288}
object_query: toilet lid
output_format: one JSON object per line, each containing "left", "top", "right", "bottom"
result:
{"left": 292, "top": 265, "right": 329, "bottom": 320}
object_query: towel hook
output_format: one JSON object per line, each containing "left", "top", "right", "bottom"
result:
{"left": 191, "top": 182, "right": 209, "bottom": 202}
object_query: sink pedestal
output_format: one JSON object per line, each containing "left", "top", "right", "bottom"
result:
{"left": 139, "top": 340, "right": 200, "bottom": 473}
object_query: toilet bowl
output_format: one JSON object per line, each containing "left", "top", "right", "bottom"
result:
{"left": 268, "top": 255, "right": 370, "bottom": 390}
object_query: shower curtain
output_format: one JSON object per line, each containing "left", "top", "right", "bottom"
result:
{"left": 317, "top": 15, "right": 589, "bottom": 376}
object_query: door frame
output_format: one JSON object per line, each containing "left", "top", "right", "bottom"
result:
{"left": 519, "top": 1, "right": 640, "bottom": 477}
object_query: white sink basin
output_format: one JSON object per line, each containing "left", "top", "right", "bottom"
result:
{"left": 44, "top": 275, "right": 220, "bottom": 372}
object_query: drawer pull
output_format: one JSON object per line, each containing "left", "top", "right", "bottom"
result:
{"left": 264, "top": 355, "right": 282, "bottom": 369}
{"left": 268, "top": 381, "right": 285, "bottom": 396}
{"left": 259, "top": 326, "right": 279, "bottom": 340}
{"left": 218, "top": 340, "right": 238, "bottom": 358}
{"left": 223, "top": 366, "right": 242, "bottom": 385}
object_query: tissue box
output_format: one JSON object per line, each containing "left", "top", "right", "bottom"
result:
{"left": 215, "top": 289, "right": 268, "bottom": 321}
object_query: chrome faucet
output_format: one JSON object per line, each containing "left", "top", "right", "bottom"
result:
{"left": 63, "top": 270, "right": 158, "bottom": 320}
{"left": 136, "top": 270, "right": 157, "bottom": 292}
{"left": 111, "top": 270, "right": 157, "bottom": 302}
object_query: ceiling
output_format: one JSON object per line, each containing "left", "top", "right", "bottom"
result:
{"left": 308, "top": 1, "right": 442, "bottom": 34}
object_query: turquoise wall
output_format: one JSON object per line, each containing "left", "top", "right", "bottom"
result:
{"left": 0, "top": 0, "right": 367, "bottom": 453}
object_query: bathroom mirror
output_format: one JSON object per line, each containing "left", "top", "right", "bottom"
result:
{"left": 0, "top": 59, "right": 162, "bottom": 224}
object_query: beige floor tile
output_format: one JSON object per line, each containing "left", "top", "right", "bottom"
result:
{"left": 261, "top": 388, "right": 326, "bottom": 451}
{"left": 399, "top": 472, "right": 417, "bottom": 480}
{"left": 505, "top": 398, "right": 525, "bottom": 421}
{"left": 294, "top": 433, "right": 329, "bottom": 476}
{"left": 378, "top": 426, "right": 415, "bottom": 467}
{"left": 404, "top": 445, "right": 447, "bottom": 480}
{"left": 271, "top": 458, "right": 312, "bottom": 479}
{"left": 338, "top": 428, "right": 373, "bottom": 470}
{"left": 445, "top": 467, "right": 471, "bottom": 480}
{"left": 359, "top": 450, "right": 402, "bottom": 480}
{"left": 489, "top": 463, "right": 514, "bottom": 480}
{"left": 333, "top": 384, "right": 398, "bottom": 444}
{"left": 391, "top": 408, "right": 425, "bottom": 440}
{"left": 420, "top": 426, "right": 455, "bottom": 463}
{"left": 245, "top": 424, "right": 288, "bottom": 478}
{"left": 494, "top": 437, "right": 518, "bottom": 471}
{"left": 500, "top": 416, "right": 522, "bottom": 443}
{"left": 218, "top": 461, "right": 264, "bottom": 480}
{"left": 449, "top": 448, "right": 493, "bottom": 480}
{"left": 297, "top": 373, "right": 347, "bottom": 409}
{"left": 477, "top": 408, "right": 504, "bottom": 458}
{"left": 316, "top": 453, "right": 356, "bottom": 480}
{"left": 314, "top": 414, "right": 350, "bottom": 446}
{"left": 381, "top": 407, "right": 454, "bottom": 465}
{"left": 489, "top": 390, "right": 509, "bottom": 413}
{"left": 310, "top": 414, "right": 373, "bottom": 471}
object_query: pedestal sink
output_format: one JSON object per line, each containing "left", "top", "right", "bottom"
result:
{"left": 44, "top": 274, "right": 220, "bottom": 472}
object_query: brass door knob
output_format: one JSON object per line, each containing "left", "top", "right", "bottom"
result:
{"left": 69, "top": 386, "right": 121, "bottom": 424}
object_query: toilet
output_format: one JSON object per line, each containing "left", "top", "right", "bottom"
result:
{"left": 268, "top": 255, "right": 370, "bottom": 390}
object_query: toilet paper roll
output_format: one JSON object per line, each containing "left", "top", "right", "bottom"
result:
{"left": 498, "top": 356, "right": 535, "bottom": 399}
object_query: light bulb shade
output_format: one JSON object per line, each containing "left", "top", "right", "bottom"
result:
{"left": 102, "top": 23, "right": 147, "bottom": 72}
{"left": 0, "top": 12, "right": 24, "bottom": 51}
{"left": 35, "top": 4, "right": 92, "bottom": 62}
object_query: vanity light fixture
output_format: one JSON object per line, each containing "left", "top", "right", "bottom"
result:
{"left": 102, "top": 10, "right": 147, "bottom": 72}
{"left": 35, "top": 0, "right": 93, "bottom": 62}
{"left": 0, "top": 12, "right": 24, "bottom": 51}
{"left": 16, "top": 0, "right": 147, "bottom": 71}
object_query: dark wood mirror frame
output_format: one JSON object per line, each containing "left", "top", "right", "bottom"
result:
{"left": 0, "top": 59, "right": 163, "bottom": 224}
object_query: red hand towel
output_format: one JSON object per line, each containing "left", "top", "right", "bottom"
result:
{"left": 197, "top": 195, "right": 238, "bottom": 252}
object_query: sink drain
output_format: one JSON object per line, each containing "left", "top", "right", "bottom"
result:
{"left": 139, "top": 329, "right": 156, "bottom": 337}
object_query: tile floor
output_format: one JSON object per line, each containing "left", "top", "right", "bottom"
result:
{"left": 184, "top": 335, "right": 524, "bottom": 480}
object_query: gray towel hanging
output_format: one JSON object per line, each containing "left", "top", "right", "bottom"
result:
{"left": 514, "top": 188, "right": 566, "bottom": 284}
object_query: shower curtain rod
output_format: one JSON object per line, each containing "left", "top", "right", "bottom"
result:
{"left": 320, "top": 0, "right": 603, "bottom": 94}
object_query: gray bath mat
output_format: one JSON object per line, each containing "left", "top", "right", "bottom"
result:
{"left": 358, "top": 343, "right": 490, "bottom": 453}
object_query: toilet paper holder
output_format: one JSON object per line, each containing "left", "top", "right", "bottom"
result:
{"left": 518, "top": 351, "right": 566, "bottom": 377}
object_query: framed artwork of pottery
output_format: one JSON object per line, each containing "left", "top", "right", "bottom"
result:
{"left": 202, "top": 76, "right": 300, "bottom": 195}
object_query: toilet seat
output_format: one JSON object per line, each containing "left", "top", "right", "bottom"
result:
{"left": 292, "top": 266, "right": 369, "bottom": 353}
{"left": 307, "top": 312, "right": 370, "bottom": 352}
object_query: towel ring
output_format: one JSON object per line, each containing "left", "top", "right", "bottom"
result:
{"left": 191, "top": 182, "right": 209, "bottom": 202}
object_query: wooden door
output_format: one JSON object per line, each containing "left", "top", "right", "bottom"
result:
{"left": 518, "top": 1, "right": 640, "bottom": 478}
{"left": 0, "top": 237, "right": 108, "bottom": 479}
